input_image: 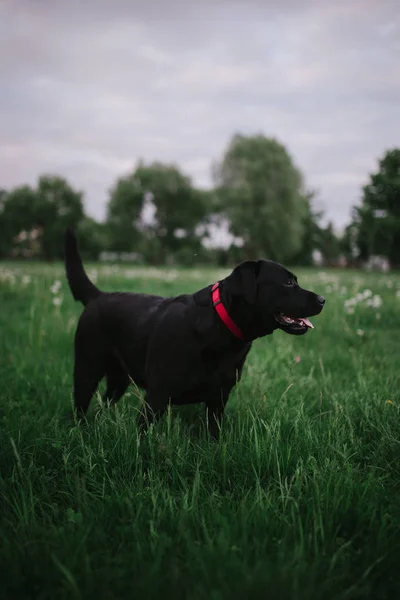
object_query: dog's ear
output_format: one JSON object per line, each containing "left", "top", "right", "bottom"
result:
{"left": 225, "top": 260, "right": 261, "bottom": 304}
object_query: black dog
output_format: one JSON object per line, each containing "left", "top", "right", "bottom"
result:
{"left": 65, "top": 229, "right": 325, "bottom": 438}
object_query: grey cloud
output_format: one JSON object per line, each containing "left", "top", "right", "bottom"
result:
{"left": 0, "top": 0, "right": 399, "bottom": 230}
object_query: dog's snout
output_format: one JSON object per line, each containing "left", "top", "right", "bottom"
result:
{"left": 317, "top": 295, "right": 326, "bottom": 306}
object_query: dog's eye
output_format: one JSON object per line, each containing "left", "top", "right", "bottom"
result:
{"left": 286, "top": 278, "right": 295, "bottom": 286}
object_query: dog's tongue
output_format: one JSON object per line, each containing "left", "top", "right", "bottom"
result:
{"left": 299, "top": 317, "right": 314, "bottom": 329}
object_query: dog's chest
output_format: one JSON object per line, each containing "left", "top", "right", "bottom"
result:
{"left": 200, "top": 344, "right": 250, "bottom": 384}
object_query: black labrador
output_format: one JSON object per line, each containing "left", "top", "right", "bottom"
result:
{"left": 65, "top": 229, "right": 325, "bottom": 438}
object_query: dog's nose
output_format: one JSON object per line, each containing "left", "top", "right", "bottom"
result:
{"left": 317, "top": 295, "right": 326, "bottom": 306}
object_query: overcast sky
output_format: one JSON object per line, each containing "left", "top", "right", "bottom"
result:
{"left": 1, "top": 0, "right": 399, "bottom": 232}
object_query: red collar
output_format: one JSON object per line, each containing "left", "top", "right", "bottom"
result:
{"left": 211, "top": 282, "right": 245, "bottom": 340}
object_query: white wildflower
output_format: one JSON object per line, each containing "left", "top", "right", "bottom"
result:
{"left": 371, "top": 295, "right": 382, "bottom": 308}
{"left": 344, "top": 298, "right": 356, "bottom": 308}
{"left": 356, "top": 329, "right": 364, "bottom": 337}
{"left": 52, "top": 296, "right": 62, "bottom": 307}
{"left": 51, "top": 280, "right": 62, "bottom": 294}
{"left": 0, "top": 268, "right": 16, "bottom": 284}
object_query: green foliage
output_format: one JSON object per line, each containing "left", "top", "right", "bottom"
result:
{"left": 340, "top": 222, "right": 358, "bottom": 264}
{"left": 290, "top": 191, "right": 324, "bottom": 266}
{"left": 106, "top": 171, "right": 145, "bottom": 252}
{"left": 138, "top": 164, "right": 206, "bottom": 247}
{"left": 319, "top": 222, "right": 341, "bottom": 265}
{"left": 77, "top": 218, "right": 109, "bottom": 260}
{"left": 0, "top": 188, "right": 6, "bottom": 208}
{"left": 106, "top": 162, "right": 210, "bottom": 262}
{"left": 0, "top": 176, "right": 84, "bottom": 260}
{"left": 36, "top": 176, "right": 84, "bottom": 260}
{"left": 0, "top": 185, "right": 38, "bottom": 258}
{"left": 3, "top": 143, "right": 398, "bottom": 267}
{"left": 1, "top": 264, "right": 399, "bottom": 599}
{"left": 0, "top": 189, "right": 7, "bottom": 257}
{"left": 214, "top": 134, "right": 309, "bottom": 261}
{"left": 352, "top": 148, "right": 400, "bottom": 265}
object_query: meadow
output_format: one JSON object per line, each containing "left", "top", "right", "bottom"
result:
{"left": 0, "top": 262, "right": 399, "bottom": 600}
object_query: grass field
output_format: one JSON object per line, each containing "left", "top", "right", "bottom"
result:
{"left": 1, "top": 262, "right": 399, "bottom": 600}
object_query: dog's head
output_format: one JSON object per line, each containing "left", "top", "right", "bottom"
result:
{"left": 223, "top": 260, "right": 325, "bottom": 339}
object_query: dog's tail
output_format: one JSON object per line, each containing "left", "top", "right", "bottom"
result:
{"left": 64, "top": 228, "right": 101, "bottom": 306}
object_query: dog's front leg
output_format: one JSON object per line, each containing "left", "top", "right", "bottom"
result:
{"left": 205, "top": 388, "right": 231, "bottom": 441}
{"left": 137, "top": 392, "right": 167, "bottom": 434}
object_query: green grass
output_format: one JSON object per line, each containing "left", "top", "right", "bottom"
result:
{"left": 0, "top": 262, "right": 399, "bottom": 600}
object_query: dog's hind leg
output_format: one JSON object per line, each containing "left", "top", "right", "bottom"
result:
{"left": 73, "top": 329, "right": 106, "bottom": 419}
{"left": 102, "top": 347, "right": 132, "bottom": 408}
{"left": 73, "top": 360, "right": 104, "bottom": 419}
{"left": 103, "top": 367, "right": 130, "bottom": 407}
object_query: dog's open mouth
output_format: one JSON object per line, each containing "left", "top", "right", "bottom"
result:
{"left": 274, "top": 313, "right": 314, "bottom": 335}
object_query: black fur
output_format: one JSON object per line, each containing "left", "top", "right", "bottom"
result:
{"left": 65, "top": 228, "right": 101, "bottom": 305}
{"left": 65, "top": 229, "right": 325, "bottom": 439}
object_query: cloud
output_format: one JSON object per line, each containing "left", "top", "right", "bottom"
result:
{"left": 0, "top": 0, "right": 399, "bottom": 230}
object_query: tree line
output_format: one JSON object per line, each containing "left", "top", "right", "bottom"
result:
{"left": 0, "top": 134, "right": 399, "bottom": 267}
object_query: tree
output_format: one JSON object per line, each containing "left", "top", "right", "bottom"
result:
{"left": 0, "top": 176, "right": 84, "bottom": 260}
{"left": 0, "top": 188, "right": 10, "bottom": 257}
{"left": 36, "top": 175, "right": 84, "bottom": 260}
{"left": 290, "top": 190, "right": 324, "bottom": 265}
{"left": 136, "top": 163, "right": 206, "bottom": 255}
{"left": 0, "top": 188, "right": 6, "bottom": 211}
{"left": 0, "top": 185, "right": 38, "bottom": 258}
{"left": 213, "top": 134, "right": 309, "bottom": 262}
{"left": 319, "top": 222, "right": 341, "bottom": 265}
{"left": 340, "top": 222, "right": 359, "bottom": 265}
{"left": 352, "top": 148, "right": 400, "bottom": 265}
{"left": 77, "top": 217, "right": 109, "bottom": 260}
{"left": 106, "top": 162, "right": 209, "bottom": 262}
{"left": 106, "top": 171, "right": 144, "bottom": 252}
